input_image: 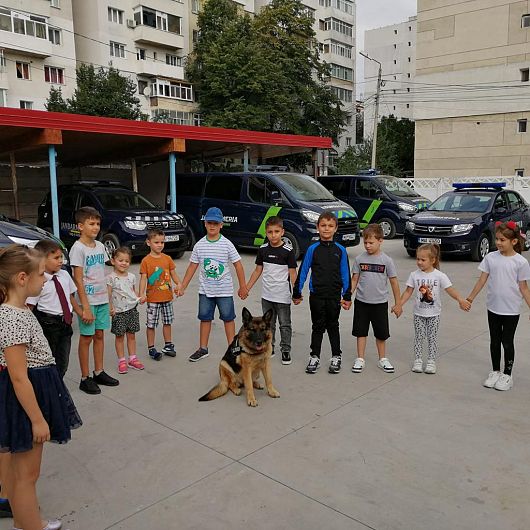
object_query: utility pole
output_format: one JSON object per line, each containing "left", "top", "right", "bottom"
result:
{"left": 360, "top": 51, "right": 382, "bottom": 170}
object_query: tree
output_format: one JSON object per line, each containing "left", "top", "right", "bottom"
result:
{"left": 376, "top": 116, "right": 415, "bottom": 177}
{"left": 186, "top": 0, "right": 345, "bottom": 142}
{"left": 45, "top": 64, "right": 145, "bottom": 120}
{"left": 336, "top": 139, "right": 372, "bottom": 175}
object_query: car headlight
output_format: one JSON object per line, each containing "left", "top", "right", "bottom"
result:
{"left": 398, "top": 202, "right": 417, "bottom": 213}
{"left": 451, "top": 223, "right": 474, "bottom": 234}
{"left": 405, "top": 221, "right": 415, "bottom": 231}
{"left": 124, "top": 220, "right": 147, "bottom": 230}
{"left": 178, "top": 214, "right": 188, "bottom": 228}
{"left": 302, "top": 210, "right": 320, "bottom": 223}
{"left": 7, "top": 236, "right": 39, "bottom": 247}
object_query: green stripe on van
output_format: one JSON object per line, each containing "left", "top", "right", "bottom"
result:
{"left": 253, "top": 206, "right": 283, "bottom": 246}
{"left": 359, "top": 199, "right": 383, "bottom": 228}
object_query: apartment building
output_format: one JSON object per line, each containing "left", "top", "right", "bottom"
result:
{"left": 0, "top": 0, "right": 77, "bottom": 110}
{"left": 71, "top": 0, "right": 197, "bottom": 124}
{"left": 415, "top": 0, "right": 530, "bottom": 178}
{"left": 363, "top": 16, "right": 417, "bottom": 139}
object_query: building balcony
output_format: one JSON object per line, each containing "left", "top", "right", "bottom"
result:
{"left": 136, "top": 60, "right": 184, "bottom": 80}
{"left": 0, "top": 32, "right": 52, "bottom": 58}
{"left": 132, "top": 25, "right": 184, "bottom": 50}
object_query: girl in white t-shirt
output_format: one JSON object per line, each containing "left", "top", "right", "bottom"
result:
{"left": 399, "top": 244, "right": 470, "bottom": 374}
{"left": 467, "top": 222, "right": 530, "bottom": 391}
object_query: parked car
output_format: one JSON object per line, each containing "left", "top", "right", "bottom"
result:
{"left": 37, "top": 182, "right": 190, "bottom": 258}
{"left": 321, "top": 174, "right": 430, "bottom": 238}
{"left": 172, "top": 172, "right": 360, "bottom": 259}
{"left": 403, "top": 182, "right": 530, "bottom": 261}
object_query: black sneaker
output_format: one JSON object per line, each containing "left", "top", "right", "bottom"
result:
{"left": 328, "top": 355, "right": 342, "bottom": 374}
{"left": 149, "top": 347, "right": 162, "bottom": 361}
{"left": 305, "top": 356, "right": 320, "bottom": 374}
{"left": 162, "top": 343, "right": 176, "bottom": 357}
{"left": 281, "top": 351, "right": 292, "bottom": 365}
{"left": 93, "top": 370, "right": 120, "bottom": 387}
{"left": 189, "top": 348, "right": 209, "bottom": 362}
{"left": 0, "top": 498, "right": 12, "bottom": 518}
{"left": 79, "top": 376, "right": 101, "bottom": 395}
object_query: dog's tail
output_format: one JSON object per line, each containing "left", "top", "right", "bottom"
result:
{"left": 199, "top": 381, "right": 229, "bottom": 402}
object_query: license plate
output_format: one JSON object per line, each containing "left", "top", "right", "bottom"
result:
{"left": 342, "top": 234, "right": 357, "bottom": 241}
{"left": 165, "top": 235, "right": 180, "bottom": 242}
{"left": 418, "top": 237, "right": 441, "bottom": 244}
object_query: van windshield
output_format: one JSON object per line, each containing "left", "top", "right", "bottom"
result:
{"left": 96, "top": 190, "right": 156, "bottom": 210}
{"left": 376, "top": 176, "right": 419, "bottom": 198}
{"left": 277, "top": 173, "right": 336, "bottom": 202}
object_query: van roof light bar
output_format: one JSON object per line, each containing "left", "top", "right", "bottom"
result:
{"left": 452, "top": 182, "right": 505, "bottom": 190}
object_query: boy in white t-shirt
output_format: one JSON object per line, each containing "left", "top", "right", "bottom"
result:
{"left": 246, "top": 216, "right": 297, "bottom": 365}
{"left": 179, "top": 207, "right": 248, "bottom": 362}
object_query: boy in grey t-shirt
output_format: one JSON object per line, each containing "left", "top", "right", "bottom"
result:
{"left": 351, "top": 224, "right": 401, "bottom": 374}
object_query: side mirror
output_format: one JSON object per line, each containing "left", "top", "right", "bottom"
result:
{"left": 270, "top": 190, "right": 283, "bottom": 205}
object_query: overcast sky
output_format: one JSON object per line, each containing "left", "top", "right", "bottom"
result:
{"left": 356, "top": 0, "right": 417, "bottom": 94}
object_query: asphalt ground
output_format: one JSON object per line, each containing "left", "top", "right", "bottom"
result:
{"left": 2, "top": 239, "right": 530, "bottom": 530}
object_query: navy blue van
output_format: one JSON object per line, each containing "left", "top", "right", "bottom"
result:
{"left": 173, "top": 172, "right": 360, "bottom": 258}
{"left": 321, "top": 174, "right": 430, "bottom": 238}
{"left": 37, "top": 182, "right": 190, "bottom": 257}
{"left": 404, "top": 183, "right": 530, "bottom": 261}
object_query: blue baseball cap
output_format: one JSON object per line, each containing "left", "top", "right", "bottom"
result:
{"left": 204, "top": 207, "right": 224, "bottom": 223}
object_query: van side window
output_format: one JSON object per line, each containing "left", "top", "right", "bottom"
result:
{"left": 177, "top": 175, "right": 206, "bottom": 197}
{"left": 494, "top": 193, "right": 508, "bottom": 211}
{"left": 79, "top": 193, "right": 97, "bottom": 209}
{"left": 59, "top": 192, "right": 77, "bottom": 211}
{"left": 204, "top": 176, "right": 242, "bottom": 201}
{"left": 324, "top": 178, "right": 349, "bottom": 195}
{"left": 507, "top": 191, "right": 523, "bottom": 211}
{"left": 356, "top": 179, "right": 380, "bottom": 199}
{"left": 248, "top": 176, "right": 267, "bottom": 203}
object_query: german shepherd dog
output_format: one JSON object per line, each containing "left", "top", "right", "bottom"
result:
{"left": 199, "top": 308, "right": 280, "bottom": 407}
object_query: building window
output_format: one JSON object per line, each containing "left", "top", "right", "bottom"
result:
{"left": 522, "top": 14, "right": 530, "bottom": 28}
{"left": 394, "top": 60, "right": 397, "bottom": 65}
{"left": 323, "top": 40, "right": 352, "bottom": 59}
{"left": 408, "top": 57, "right": 411, "bottom": 62}
{"left": 345, "top": 114, "right": 352, "bottom": 125}
{"left": 323, "top": 18, "right": 353, "bottom": 37}
{"left": 330, "top": 63, "right": 353, "bottom": 81}
{"left": 138, "top": 79, "right": 148, "bottom": 95}
{"left": 330, "top": 86, "right": 353, "bottom": 103}
{"left": 319, "top": 0, "right": 354, "bottom": 15}
{"left": 521, "top": 68, "right": 529, "bottom": 82}
{"left": 516, "top": 168, "right": 525, "bottom": 177}
{"left": 50, "top": 0, "right": 60, "bottom": 7}
{"left": 408, "top": 42, "right": 411, "bottom": 46}
{"left": 44, "top": 65, "right": 64, "bottom": 84}
{"left": 407, "top": 73, "right": 411, "bottom": 78}
{"left": 133, "top": 7, "right": 181, "bottom": 35}
{"left": 407, "top": 87, "right": 410, "bottom": 92}
{"left": 110, "top": 41, "right": 125, "bottom": 58}
{"left": 19, "top": 100, "right": 33, "bottom": 109}
{"left": 518, "top": 119, "right": 527, "bottom": 133}
{"left": 166, "top": 53, "right": 182, "bottom": 66}
{"left": 0, "top": 88, "right": 6, "bottom": 106}
{"left": 0, "top": 50, "right": 5, "bottom": 70}
{"left": 151, "top": 79, "right": 192, "bottom": 101}
{"left": 409, "top": 26, "right": 412, "bottom": 31}
{"left": 393, "top": 106, "right": 396, "bottom": 110}
{"left": 108, "top": 7, "right": 124, "bottom": 24}
{"left": 406, "top": 104, "right": 410, "bottom": 108}
{"left": 48, "top": 27, "right": 61, "bottom": 44}
{"left": 193, "top": 113, "right": 202, "bottom": 126}
{"left": 346, "top": 137, "right": 351, "bottom": 146}
{"left": 16, "top": 61, "right": 30, "bottom": 80}
{"left": 394, "top": 29, "right": 398, "bottom": 34}
{"left": 151, "top": 108, "right": 193, "bottom": 124}
{"left": 136, "top": 48, "right": 146, "bottom": 60}
{"left": 192, "top": 0, "right": 201, "bottom": 13}
{"left": 192, "top": 30, "right": 199, "bottom": 44}
{"left": 4, "top": 10, "right": 47, "bottom": 39}
{"left": 393, "top": 44, "right": 396, "bottom": 49}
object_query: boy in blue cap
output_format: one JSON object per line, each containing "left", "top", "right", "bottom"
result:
{"left": 179, "top": 207, "right": 248, "bottom": 361}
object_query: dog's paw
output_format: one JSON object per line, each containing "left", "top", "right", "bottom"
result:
{"left": 230, "top": 386, "right": 241, "bottom": 396}
{"left": 247, "top": 398, "right": 258, "bottom": 407}
{"left": 253, "top": 380, "right": 264, "bottom": 390}
{"left": 268, "top": 388, "right": 280, "bottom": 398}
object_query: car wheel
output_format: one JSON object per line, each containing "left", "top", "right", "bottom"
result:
{"left": 378, "top": 218, "right": 396, "bottom": 239}
{"left": 472, "top": 233, "right": 490, "bottom": 262}
{"left": 282, "top": 231, "right": 301, "bottom": 260}
{"left": 525, "top": 227, "right": 530, "bottom": 251}
{"left": 187, "top": 227, "right": 197, "bottom": 250}
{"left": 407, "top": 249, "right": 416, "bottom": 257}
{"left": 101, "top": 233, "right": 120, "bottom": 257}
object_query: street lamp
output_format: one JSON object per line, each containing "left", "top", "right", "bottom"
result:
{"left": 360, "top": 51, "right": 382, "bottom": 171}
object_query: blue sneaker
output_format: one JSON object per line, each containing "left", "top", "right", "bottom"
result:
{"left": 162, "top": 342, "right": 176, "bottom": 357}
{"left": 149, "top": 347, "right": 162, "bottom": 361}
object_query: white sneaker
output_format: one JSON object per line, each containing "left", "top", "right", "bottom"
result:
{"left": 494, "top": 373, "right": 513, "bottom": 391}
{"left": 378, "top": 357, "right": 394, "bottom": 373}
{"left": 412, "top": 359, "right": 423, "bottom": 373}
{"left": 351, "top": 357, "right": 365, "bottom": 373}
{"left": 424, "top": 360, "right": 436, "bottom": 374}
{"left": 483, "top": 371, "right": 501, "bottom": 388}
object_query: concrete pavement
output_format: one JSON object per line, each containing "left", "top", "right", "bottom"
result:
{"left": 2, "top": 239, "right": 530, "bottom": 530}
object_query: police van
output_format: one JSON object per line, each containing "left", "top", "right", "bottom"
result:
{"left": 404, "top": 182, "right": 530, "bottom": 261}
{"left": 173, "top": 172, "right": 360, "bottom": 258}
{"left": 321, "top": 173, "right": 430, "bottom": 238}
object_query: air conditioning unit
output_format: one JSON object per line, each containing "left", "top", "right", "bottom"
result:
{"left": 126, "top": 19, "right": 137, "bottom": 28}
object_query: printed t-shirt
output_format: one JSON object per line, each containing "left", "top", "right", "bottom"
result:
{"left": 255, "top": 241, "right": 297, "bottom": 304}
{"left": 406, "top": 269, "right": 452, "bottom": 317}
{"left": 479, "top": 251, "right": 530, "bottom": 315}
{"left": 107, "top": 272, "right": 139, "bottom": 313}
{"left": 69, "top": 240, "right": 109, "bottom": 305}
{"left": 351, "top": 251, "right": 397, "bottom": 304}
{"left": 190, "top": 235, "right": 241, "bottom": 297}
{"left": 140, "top": 253, "right": 175, "bottom": 303}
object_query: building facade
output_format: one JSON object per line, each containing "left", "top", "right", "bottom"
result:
{"left": 415, "top": 0, "right": 530, "bottom": 178}
{"left": 0, "top": 0, "right": 77, "bottom": 110}
{"left": 363, "top": 16, "right": 417, "bottom": 139}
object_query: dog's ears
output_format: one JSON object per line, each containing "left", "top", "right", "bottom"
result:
{"left": 262, "top": 308, "right": 273, "bottom": 324}
{"left": 242, "top": 307, "right": 253, "bottom": 324}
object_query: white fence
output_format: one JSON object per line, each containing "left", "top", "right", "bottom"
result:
{"left": 403, "top": 176, "right": 530, "bottom": 203}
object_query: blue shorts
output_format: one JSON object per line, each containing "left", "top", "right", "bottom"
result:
{"left": 198, "top": 295, "right": 236, "bottom": 322}
{"left": 78, "top": 303, "right": 110, "bottom": 336}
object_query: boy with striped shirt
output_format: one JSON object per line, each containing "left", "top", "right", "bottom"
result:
{"left": 179, "top": 207, "right": 248, "bottom": 362}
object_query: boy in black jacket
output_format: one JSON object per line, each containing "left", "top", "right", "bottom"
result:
{"left": 292, "top": 212, "right": 352, "bottom": 374}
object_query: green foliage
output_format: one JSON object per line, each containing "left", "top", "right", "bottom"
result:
{"left": 45, "top": 64, "right": 145, "bottom": 120}
{"left": 186, "top": 0, "right": 344, "bottom": 143}
{"left": 336, "top": 140, "right": 372, "bottom": 175}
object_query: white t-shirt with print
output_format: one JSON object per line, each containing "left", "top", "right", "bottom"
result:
{"left": 107, "top": 272, "right": 139, "bottom": 314}
{"left": 406, "top": 269, "right": 452, "bottom": 317}
{"left": 479, "top": 251, "right": 530, "bottom": 315}
{"left": 190, "top": 235, "right": 241, "bottom": 297}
